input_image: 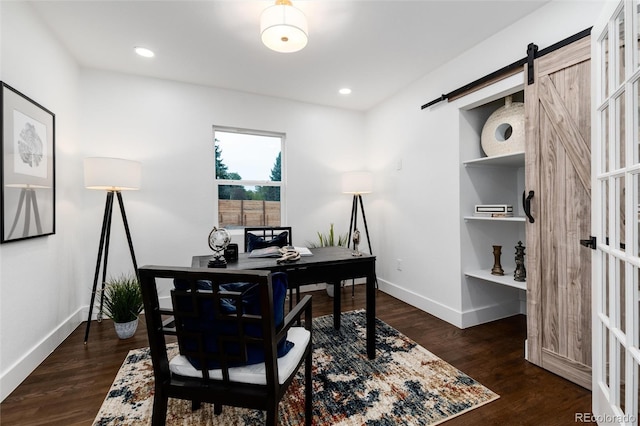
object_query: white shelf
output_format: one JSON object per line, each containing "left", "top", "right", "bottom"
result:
{"left": 463, "top": 151, "right": 525, "bottom": 168}
{"left": 464, "top": 269, "right": 527, "bottom": 290}
{"left": 464, "top": 216, "right": 526, "bottom": 222}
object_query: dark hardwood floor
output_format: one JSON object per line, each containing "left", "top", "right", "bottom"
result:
{"left": 0, "top": 286, "right": 591, "bottom": 425}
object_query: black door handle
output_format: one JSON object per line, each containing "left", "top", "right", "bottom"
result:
{"left": 523, "top": 190, "right": 535, "bottom": 223}
{"left": 580, "top": 236, "right": 596, "bottom": 249}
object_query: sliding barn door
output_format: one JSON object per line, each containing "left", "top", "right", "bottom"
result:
{"left": 525, "top": 35, "right": 592, "bottom": 389}
{"left": 592, "top": 1, "right": 640, "bottom": 423}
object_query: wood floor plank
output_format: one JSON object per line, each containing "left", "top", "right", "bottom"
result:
{"left": 0, "top": 286, "right": 591, "bottom": 425}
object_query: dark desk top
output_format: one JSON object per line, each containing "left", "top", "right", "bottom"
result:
{"left": 192, "top": 246, "right": 375, "bottom": 271}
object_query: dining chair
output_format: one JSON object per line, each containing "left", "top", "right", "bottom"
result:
{"left": 139, "top": 265, "right": 312, "bottom": 426}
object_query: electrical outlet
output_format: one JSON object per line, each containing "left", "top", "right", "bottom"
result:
{"left": 396, "top": 259, "right": 403, "bottom": 271}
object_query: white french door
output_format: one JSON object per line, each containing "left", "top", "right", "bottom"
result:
{"left": 593, "top": 1, "right": 640, "bottom": 425}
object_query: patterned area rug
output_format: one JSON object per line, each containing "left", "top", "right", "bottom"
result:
{"left": 93, "top": 310, "right": 498, "bottom": 425}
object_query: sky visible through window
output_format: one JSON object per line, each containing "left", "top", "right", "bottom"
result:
{"left": 215, "top": 131, "right": 281, "bottom": 181}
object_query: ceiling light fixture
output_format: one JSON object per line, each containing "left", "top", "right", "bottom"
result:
{"left": 134, "top": 46, "right": 155, "bottom": 58}
{"left": 339, "top": 88, "right": 352, "bottom": 95}
{"left": 260, "top": 0, "right": 308, "bottom": 53}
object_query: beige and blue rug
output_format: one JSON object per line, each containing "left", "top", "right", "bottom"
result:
{"left": 93, "top": 310, "right": 498, "bottom": 425}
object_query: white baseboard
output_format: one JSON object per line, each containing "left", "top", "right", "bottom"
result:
{"left": 377, "top": 278, "right": 522, "bottom": 329}
{"left": 0, "top": 308, "right": 84, "bottom": 402}
{"left": 377, "top": 278, "right": 465, "bottom": 327}
{"left": 459, "top": 299, "right": 523, "bottom": 328}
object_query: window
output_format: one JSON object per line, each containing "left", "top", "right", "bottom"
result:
{"left": 213, "top": 126, "right": 284, "bottom": 229}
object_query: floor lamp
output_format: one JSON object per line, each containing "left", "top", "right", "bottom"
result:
{"left": 83, "top": 157, "right": 141, "bottom": 344}
{"left": 342, "top": 171, "right": 374, "bottom": 295}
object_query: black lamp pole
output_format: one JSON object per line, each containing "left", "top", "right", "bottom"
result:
{"left": 347, "top": 193, "right": 372, "bottom": 255}
{"left": 346, "top": 193, "right": 376, "bottom": 296}
{"left": 83, "top": 190, "right": 138, "bottom": 344}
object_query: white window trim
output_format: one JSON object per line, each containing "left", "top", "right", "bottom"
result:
{"left": 212, "top": 125, "right": 287, "bottom": 230}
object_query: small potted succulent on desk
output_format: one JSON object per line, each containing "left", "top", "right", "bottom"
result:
{"left": 101, "top": 274, "right": 143, "bottom": 339}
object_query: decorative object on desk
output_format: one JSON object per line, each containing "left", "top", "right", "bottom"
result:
{"left": 276, "top": 246, "right": 301, "bottom": 263}
{"left": 224, "top": 242, "right": 239, "bottom": 261}
{"left": 207, "top": 226, "right": 231, "bottom": 268}
{"left": 1, "top": 82, "right": 56, "bottom": 243}
{"left": 83, "top": 157, "right": 141, "bottom": 344}
{"left": 100, "top": 274, "right": 143, "bottom": 339}
{"left": 514, "top": 241, "right": 526, "bottom": 282}
{"left": 94, "top": 310, "right": 499, "bottom": 426}
{"left": 491, "top": 245, "right": 504, "bottom": 276}
{"left": 352, "top": 229, "right": 362, "bottom": 257}
{"left": 481, "top": 95, "right": 525, "bottom": 157}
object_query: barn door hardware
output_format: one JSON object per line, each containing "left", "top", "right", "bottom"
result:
{"left": 522, "top": 190, "right": 535, "bottom": 223}
{"left": 580, "top": 236, "right": 596, "bottom": 250}
{"left": 527, "top": 43, "right": 538, "bottom": 84}
{"left": 421, "top": 27, "right": 591, "bottom": 109}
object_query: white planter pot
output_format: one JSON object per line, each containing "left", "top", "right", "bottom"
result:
{"left": 114, "top": 318, "right": 138, "bottom": 339}
{"left": 326, "top": 283, "right": 334, "bottom": 298}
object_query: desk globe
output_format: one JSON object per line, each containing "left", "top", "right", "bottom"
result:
{"left": 208, "top": 227, "right": 231, "bottom": 268}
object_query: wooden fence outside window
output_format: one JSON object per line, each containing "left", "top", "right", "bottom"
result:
{"left": 218, "top": 200, "right": 281, "bottom": 228}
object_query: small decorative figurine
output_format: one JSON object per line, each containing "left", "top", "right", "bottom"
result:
{"left": 207, "top": 226, "right": 231, "bottom": 268}
{"left": 514, "top": 241, "right": 526, "bottom": 282}
{"left": 352, "top": 229, "right": 362, "bottom": 257}
{"left": 491, "top": 245, "right": 504, "bottom": 276}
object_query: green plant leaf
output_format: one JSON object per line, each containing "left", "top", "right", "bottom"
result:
{"left": 100, "top": 273, "right": 143, "bottom": 323}
{"left": 307, "top": 223, "right": 348, "bottom": 248}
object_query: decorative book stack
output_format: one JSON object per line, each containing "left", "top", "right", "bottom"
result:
{"left": 474, "top": 204, "right": 513, "bottom": 218}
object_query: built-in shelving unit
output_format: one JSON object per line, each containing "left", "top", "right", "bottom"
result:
{"left": 464, "top": 270, "right": 526, "bottom": 291}
{"left": 464, "top": 216, "right": 526, "bottom": 222}
{"left": 459, "top": 88, "right": 526, "bottom": 295}
{"left": 463, "top": 151, "right": 524, "bottom": 168}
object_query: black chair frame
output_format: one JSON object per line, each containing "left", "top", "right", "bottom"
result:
{"left": 243, "top": 226, "right": 299, "bottom": 309}
{"left": 243, "top": 226, "right": 293, "bottom": 253}
{"left": 139, "top": 265, "right": 312, "bottom": 426}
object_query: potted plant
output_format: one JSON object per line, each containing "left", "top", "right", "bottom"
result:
{"left": 308, "top": 224, "right": 348, "bottom": 297}
{"left": 101, "top": 274, "right": 143, "bottom": 339}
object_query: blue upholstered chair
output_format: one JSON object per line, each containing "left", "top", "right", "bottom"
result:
{"left": 139, "top": 265, "right": 312, "bottom": 426}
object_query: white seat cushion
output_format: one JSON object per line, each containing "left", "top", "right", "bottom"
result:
{"left": 169, "top": 327, "right": 310, "bottom": 385}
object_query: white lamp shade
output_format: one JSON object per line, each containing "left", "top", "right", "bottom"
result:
{"left": 342, "top": 171, "right": 373, "bottom": 194}
{"left": 260, "top": 1, "right": 308, "bottom": 53}
{"left": 84, "top": 157, "right": 141, "bottom": 191}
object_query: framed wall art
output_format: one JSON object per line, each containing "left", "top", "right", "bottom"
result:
{"left": 1, "top": 82, "right": 55, "bottom": 243}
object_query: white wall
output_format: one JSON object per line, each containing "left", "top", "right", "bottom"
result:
{"left": 0, "top": 2, "right": 82, "bottom": 401}
{"left": 78, "top": 70, "right": 366, "bottom": 284}
{"left": 0, "top": 0, "right": 609, "bottom": 402}
{"left": 365, "top": 0, "right": 606, "bottom": 327}
{"left": 0, "top": 4, "right": 366, "bottom": 401}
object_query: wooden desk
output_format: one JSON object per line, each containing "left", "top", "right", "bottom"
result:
{"left": 192, "top": 246, "right": 377, "bottom": 359}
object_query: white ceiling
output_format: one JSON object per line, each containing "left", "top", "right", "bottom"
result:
{"left": 29, "top": 0, "right": 549, "bottom": 111}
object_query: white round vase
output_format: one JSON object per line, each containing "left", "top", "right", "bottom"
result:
{"left": 480, "top": 95, "right": 525, "bottom": 157}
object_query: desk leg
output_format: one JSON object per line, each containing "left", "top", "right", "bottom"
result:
{"left": 333, "top": 281, "right": 341, "bottom": 330}
{"left": 366, "top": 272, "right": 376, "bottom": 359}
